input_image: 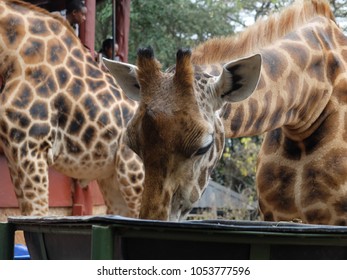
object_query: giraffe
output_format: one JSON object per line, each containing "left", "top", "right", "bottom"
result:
{"left": 104, "top": 46, "right": 261, "bottom": 221}
{"left": 105, "top": 0, "right": 347, "bottom": 225}
{"left": 0, "top": 0, "right": 144, "bottom": 217}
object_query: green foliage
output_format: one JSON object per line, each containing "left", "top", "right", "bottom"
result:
{"left": 128, "top": 0, "right": 240, "bottom": 68}
{"left": 211, "top": 136, "right": 261, "bottom": 220}
{"left": 95, "top": 0, "right": 113, "bottom": 52}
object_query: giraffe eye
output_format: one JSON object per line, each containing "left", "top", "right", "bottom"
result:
{"left": 195, "top": 138, "right": 214, "bottom": 156}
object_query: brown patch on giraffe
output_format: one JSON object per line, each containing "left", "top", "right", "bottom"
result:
{"left": 316, "top": 25, "right": 336, "bottom": 50}
{"left": 61, "top": 32, "right": 75, "bottom": 51}
{"left": 72, "top": 48, "right": 84, "bottom": 61}
{"left": 68, "top": 108, "right": 85, "bottom": 135}
{"left": 333, "top": 195, "right": 347, "bottom": 217}
{"left": 304, "top": 209, "right": 331, "bottom": 224}
{"left": 303, "top": 107, "right": 336, "bottom": 155}
{"left": 12, "top": 84, "right": 33, "bottom": 109}
{"left": 326, "top": 52, "right": 342, "bottom": 83}
{"left": 6, "top": 109, "right": 30, "bottom": 129}
{"left": 52, "top": 95, "right": 72, "bottom": 129}
{"left": 285, "top": 71, "right": 298, "bottom": 106}
{"left": 28, "top": 17, "right": 49, "bottom": 36}
{"left": 259, "top": 199, "right": 274, "bottom": 221}
{"left": 341, "top": 49, "right": 347, "bottom": 65}
{"left": 93, "top": 142, "right": 108, "bottom": 159}
{"left": 25, "top": 192, "right": 36, "bottom": 200}
{"left": 9, "top": 127, "right": 26, "bottom": 143}
{"left": 47, "top": 19, "right": 63, "bottom": 34}
{"left": 307, "top": 55, "right": 324, "bottom": 80}
{"left": 29, "top": 124, "right": 50, "bottom": 139}
{"left": 1, "top": 15, "right": 25, "bottom": 48}
{"left": 198, "top": 167, "right": 207, "bottom": 187}
{"left": 29, "top": 101, "right": 48, "bottom": 120}
{"left": 25, "top": 65, "right": 57, "bottom": 96}
{"left": 215, "top": 133, "right": 224, "bottom": 156}
{"left": 83, "top": 96, "right": 100, "bottom": 121}
{"left": 302, "top": 27, "right": 321, "bottom": 50}
{"left": 134, "top": 186, "right": 142, "bottom": 195}
{"left": 334, "top": 79, "right": 347, "bottom": 104}
{"left": 67, "top": 56, "right": 83, "bottom": 77}
{"left": 121, "top": 103, "right": 134, "bottom": 124}
{"left": 86, "top": 64, "right": 103, "bottom": 79}
{"left": 257, "top": 162, "right": 297, "bottom": 213}
{"left": 67, "top": 78, "right": 85, "bottom": 100}
{"left": 301, "top": 165, "right": 334, "bottom": 206}
{"left": 47, "top": 39, "right": 67, "bottom": 65}
{"left": 283, "top": 32, "right": 301, "bottom": 42}
{"left": 335, "top": 219, "right": 347, "bottom": 226}
{"left": 98, "top": 91, "right": 116, "bottom": 108}
{"left": 282, "top": 136, "right": 302, "bottom": 160}
{"left": 55, "top": 67, "right": 70, "bottom": 89}
{"left": 245, "top": 98, "right": 259, "bottom": 131}
{"left": 261, "top": 49, "right": 288, "bottom": 82}
{"left": 81, "top": 126, "right": 96, "bottom": 148}
{"left": 20, "top": 201, "right": 33, "bottom": 215}
{"left": 229, "top": 106, "right": 245, "bottom": 133}
{"left": 323, "top": 148, "right": 347, "bottom": 186}
{"left": 2, "top": 58, "right": 22, "bottom": 81}
{"left": 254, "top": 92, "right": 271, "bottom": 132}
{"left": 281, "top": 42, "right": 309, "bottom": 69}
{"left": 269, "top": 106, "right": 282, "bottom": 129}
{"left": 263, "top": 212, "right": 275, "bottom": 221}
{"left": 66, "top": 137, "right": 83, "bottom": 155}
{"left": 262, "top": 128, "right": 282, "bottom": 155}
{"left": 20, "top": 39, "right": 45, "bottom": 64}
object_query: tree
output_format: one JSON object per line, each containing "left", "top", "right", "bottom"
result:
{"left": 128, "top": 0, "right": 242, "bottom": 68}
{"left": 95, "top": 0, "right": 114, "bottom": 52}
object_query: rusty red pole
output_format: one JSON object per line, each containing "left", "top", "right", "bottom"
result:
{"left": 79, "top": 0, "right": 96, "bottom": 57}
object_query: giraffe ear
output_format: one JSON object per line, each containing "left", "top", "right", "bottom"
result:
{"left": 215, "top": 54, "right": 261, "bottom": 105}
{"left": 102, "top": 58, "right": 141, "bottom": 101}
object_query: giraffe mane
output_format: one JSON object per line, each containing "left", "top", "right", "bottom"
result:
{"left": 191, "top": 0, "right": 335, "bottom": 65}
{"left": 6, "top": 0, "right": 77, "bottom": 37}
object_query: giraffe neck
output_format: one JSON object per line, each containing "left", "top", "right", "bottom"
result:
{"left": 221, "top": 16, "right": 342, "bottom": 141}
{"left": 191, "top": 0, "right": 338, "bottom": 141}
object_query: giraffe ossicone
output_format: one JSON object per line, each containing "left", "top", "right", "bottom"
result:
{"left": 0, "top": 0, "right": 144, "bottom": 217}
{"left": 106, "top": 0, "right": 347, "bottom": 225}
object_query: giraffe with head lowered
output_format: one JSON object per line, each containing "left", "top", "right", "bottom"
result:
{"left": 106, "top": 0, "right": 347, "bottom": 224}
{"left": 0, "top": 0, "right": 144, "bottom": 217}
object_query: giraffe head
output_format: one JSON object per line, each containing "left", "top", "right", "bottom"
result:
{"left": 104, "top": 47, "right": 261, "bottom": 221}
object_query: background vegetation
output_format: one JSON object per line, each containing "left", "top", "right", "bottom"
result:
{"left": 95, "top": 0, "right": 347, "bottom": 219}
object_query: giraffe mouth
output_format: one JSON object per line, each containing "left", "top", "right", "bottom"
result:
{"left": 169, "top": 188, "right": 192, "bottom": 221}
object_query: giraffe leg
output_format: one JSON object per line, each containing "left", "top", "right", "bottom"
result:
{"left": 115, "top": 143, "right": 144, "bottom": 218}
{"left": 98, "top": 143, "right": 144, "bottom": 218}
{"left": 6, "top": 153, "right": 50, "bottom": 216}
{"left": 97, "top": 174, "right": 132, "bottom": 217}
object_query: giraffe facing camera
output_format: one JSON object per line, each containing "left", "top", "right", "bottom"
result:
{"left": 105, "top": 48, "right": 261, "bottom": 221}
